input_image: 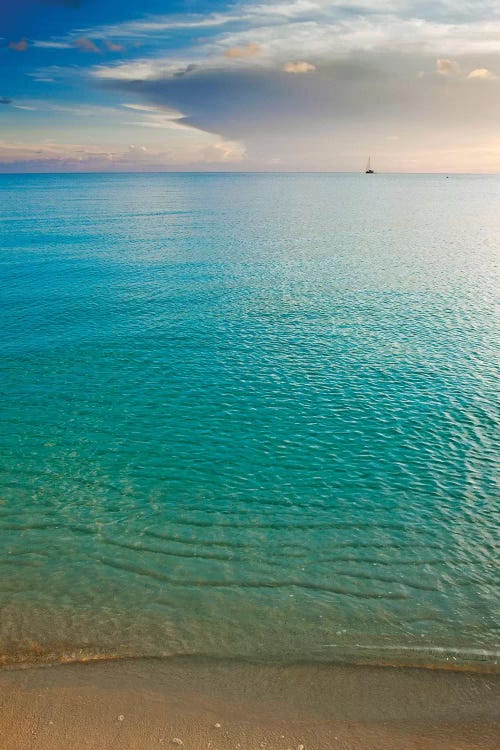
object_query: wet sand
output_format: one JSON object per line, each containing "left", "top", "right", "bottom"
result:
{"left": 0, "top": 657, "right": 498, "bottom": 749}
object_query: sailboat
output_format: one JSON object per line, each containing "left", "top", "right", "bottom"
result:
{"left": 365, "top": 157, "right": 374, "bottom": 174}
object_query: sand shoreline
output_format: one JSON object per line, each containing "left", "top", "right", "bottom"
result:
{"left": 0, "top": 656, "right": 498, "bottom": 749}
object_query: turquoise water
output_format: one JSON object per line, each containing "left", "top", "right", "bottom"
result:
{"left": 0, "top": 173, "right": 498, "bottom": 669}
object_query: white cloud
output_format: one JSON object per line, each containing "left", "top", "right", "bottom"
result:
{"left": 28, "top": 65, "right": 81, "bottom": 83}
{"left": 124, "top": 119, "right": 190, "bottom": 132}
{"left": 33, "top": 41, "right": 72, "bottom": 49}
{"left": 250, "top": 1, "right": 323, "bottom": 18}
{"left": 11, "top": 0, "right": 500, "bottom": 172}
{"left": 122, "top": 103, "right": 184, "bottom": 118}
{"left": 53, "top": 0, "right": 500, "bottom": 46}
{"left": 122, "top": 103, "right": 163, "bottom": 112}
{"left": 66, "top": 12, "right": 241, "bottom": 41}
{"left": 11, "top": 100, "right": 122, "bottom": 117}
{"left": 92, "top": 11, "right": 500, "bottom": 84}
{"left": 94, "top": 60, "right": 171, "bottom": 81}
{"left": 201, "top": 140, "right": 247, "bottom": 162}
{"left": 120, "top": 103, "right": 211, "bottom": 134}
{"left": 29, "top": 0, "right": 497, "bottom": 86}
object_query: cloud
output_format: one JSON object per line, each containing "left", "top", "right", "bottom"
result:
{"left": 8, "top": 39, "right": 28, "bottom": 52}
{"left": 174, "top": 64, "right": 199, "bottom": 78}
{"left": 85, "top": 3, "right": 500, "bottom": 142}
{"left": 28, "top": 65, "right": 83, "bottom": 83}
{"left": 33, "top": 41, "right": 73, "bottom": 49}
{"left": 120, "top": 101, "right": 236, "bottom": 138}
{"left": 71, "top": 13, "right": 240, "bottom": 41}
{"left": 1, "top": 98, "right": 125, "bottom": 117}
{"left": 94, "top": 61, "right": 159, "bottom": 81}
{"left": 93, "top": 10, "right": 500, "bottom": 88}
{"left": 0, "top": 97, "right": 12, "bottom": 105}
{"left": 436, "top": 59, "right": 461, "bottom": 76}
{"left": 9, "top": 0, "right": 500, "bottom": 172}
{"left": 91, "top": 54, "right": 500, "bottom": 172}
{"left": 104, "top": 40, "right": 124, "bottom": 52}
{"left": 75, "top": 37, "right": 100, "bottom": 53}
{"left": 0, "top": 140, "right": 115, "bottom": 166}
{"left": 0, "top": 134, "right": 246, "bottom": 172}
{"left": 201, "top": 140, "right": 246, "bottom": 162}
{"left": 53, "top": 0, "right": 500, "bottom": 49}
{"left": 122, "top": 103, "right": 167, "bottom": 112}
{"left": 467, "top": 67, "right": 497, "bottom": 79}
{"left": 224, "top": 43, "right": 261, "bottom": 59}
{"left": 121, "top": 101, "right": 236, "bottom": 138}
{"left": 71, "top": 1, "right": 500, "bottom": 60}
{"left": 282, "top": 61, "right": 316, "bottom": 73}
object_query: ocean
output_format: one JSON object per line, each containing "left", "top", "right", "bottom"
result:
{"left": 0, "top": 172, "right": 498, "bottom": 670}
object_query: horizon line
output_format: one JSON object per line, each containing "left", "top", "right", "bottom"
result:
{"left": 0, "top": 170, "right": 499, "bottom": 176}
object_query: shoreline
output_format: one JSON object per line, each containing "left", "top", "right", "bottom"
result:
{"left": 2, "top": 651, "right": 499, "bottom": 675}
{"left": 1, "top": 656, "right": 498, "bottom": 749}
{"left": 1, "top": 642, "right": 498, "bottom": 674}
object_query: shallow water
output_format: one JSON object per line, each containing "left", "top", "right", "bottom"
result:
{"left": 2, "top": 658, "right": 499, "bottom": 750}
{"left": 0, "top": 173, "right": 498, "bottom": 668}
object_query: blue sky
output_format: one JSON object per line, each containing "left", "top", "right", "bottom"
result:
{"left": 1, "top": 1, "right": 500, "bottom": 171}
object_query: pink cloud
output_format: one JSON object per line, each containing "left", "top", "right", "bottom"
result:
{"left": 436, "top": 58, "right": 460, "bottom": 76}
{"left": 283, "top": 61, "right": 316, "bottom": 74}
{"left": 224, "top": 43, "right": 260, "bottom": 59}
{"left": 104, "top": 40, "right": 124, "bottom": 52}
{"left": 9, "top": 38, "right": 28, "bottom": 52}
{"left": 75, "top": 38, "right": 100, "bottom": 53}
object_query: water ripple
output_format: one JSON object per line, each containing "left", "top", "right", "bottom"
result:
{"left": 0, "top": 173, "right": 498, "bottom": 669}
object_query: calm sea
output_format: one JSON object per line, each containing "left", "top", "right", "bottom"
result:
{"left": 0, "top": 173, "right": 498, "bottom": 669}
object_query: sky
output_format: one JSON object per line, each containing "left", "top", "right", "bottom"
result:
{"left": 1, "top": 0, "right": 499, "bottom": 172}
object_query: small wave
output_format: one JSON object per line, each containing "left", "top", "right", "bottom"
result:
{"left": 101, "top": 536, "right": 239, "bottom": 562}
{"left": 1, "top": 645, "right": 498, "bottom": 674}
{"left": 319, "top": 643, "right": 500, "bottom": 662}
{"left": 99, "top": 557, "right": 409, "bottom": 599}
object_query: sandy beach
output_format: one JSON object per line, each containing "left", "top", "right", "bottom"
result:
{"left": 0, "top": 657, "right": 498, "bottom": 750}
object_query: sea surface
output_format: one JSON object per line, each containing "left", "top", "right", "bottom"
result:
{"left": 0, "top": 173, "right": 498, "bottom": 670}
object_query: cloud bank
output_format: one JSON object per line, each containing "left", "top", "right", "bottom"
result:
{"left": 4, "top": 0, "right": 500, "bottom": 171}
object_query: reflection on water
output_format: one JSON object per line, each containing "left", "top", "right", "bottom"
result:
{"left": 0, "top": 173, "right": 498, "bottom": 668}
